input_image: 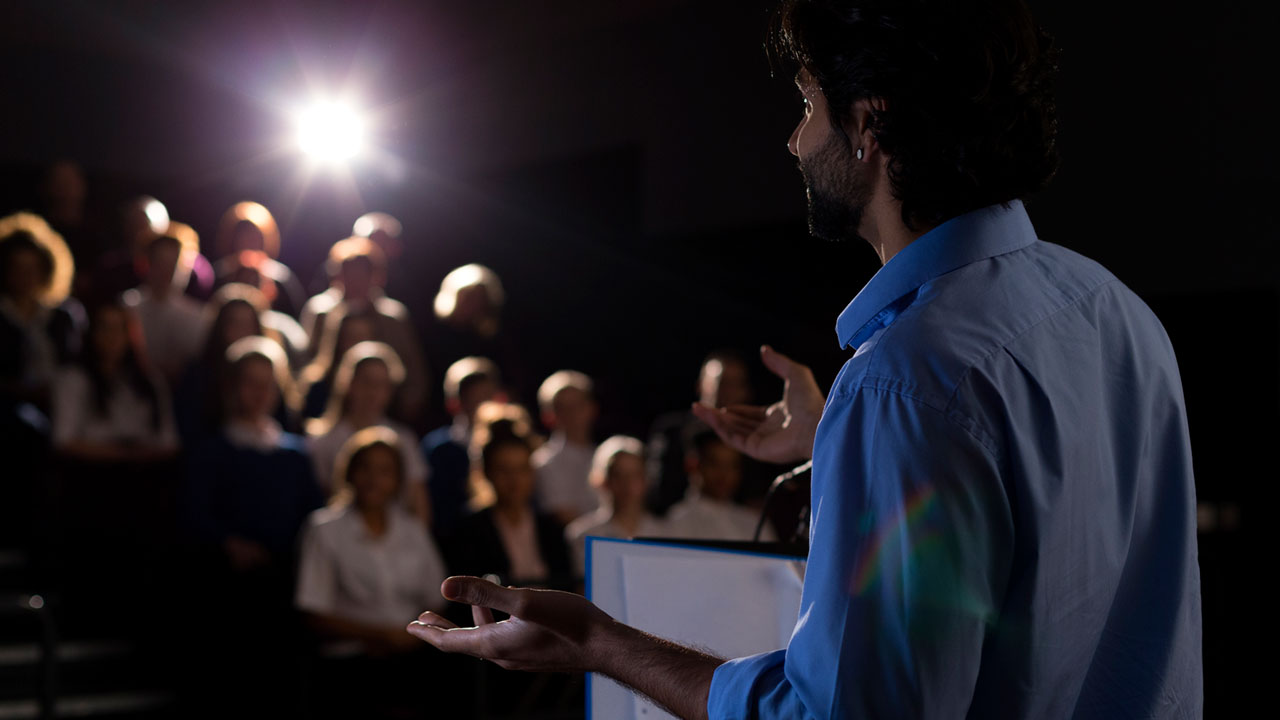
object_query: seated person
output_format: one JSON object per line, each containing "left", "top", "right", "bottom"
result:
{"left": 123, "top": 234, "right": 208, "bottom": 384}
{"left": 422, "top": 357, "right": 501, "bottom": 537}
{"left": 1, "top": 213, "right": 84, "bottom": 414}
{"left": 211, "top": 201, "right": 306, "bottom": 317}
{"left": 179, "top": 335, "right": 322, "bottom": 714}
{"left": 306, "top": 341, "right": 429, "bottom": 524}
{"left": 532, "top": 370, "right": 600, "bottom": 526}
{"left": 299, "top": 235, "right": 411, "bottom": 357}
{"left": 645, "top": 350, "right": 754, "bottom": 515}
{"left": 299, "top": 308, "right": 379, "bottom": 419}
{"left": 296, "top": 426, "right": 447, "bottom": 656}
{"left": 564, "top": 435, "right": 667, "bottom": 577}
{"left": 442, "top": 403, "right": 570, "bottom": 592}
{"left": 52, "top": 300, "right": 178, "bottom": 462}
{"left": 182, "top": 336, "right": 323, "bottom": 577}
{"left": 663, "top": 431, "right": 775, "bottom": 542}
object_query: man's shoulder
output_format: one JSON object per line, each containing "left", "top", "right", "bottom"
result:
{"left": 839, "top": 241, "right": 1130, "bottom": 405}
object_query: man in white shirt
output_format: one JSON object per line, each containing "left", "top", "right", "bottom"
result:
{"left": 531, "top": 370, "right": 601, "bottom": 526}
{"left": 123, "top": 235, "right": 208, "bottom": 384}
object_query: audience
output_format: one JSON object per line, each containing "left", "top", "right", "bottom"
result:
{"left": 564, "top": 435, "right": 667, "bottom": 577}
{"left": 442, "top": 402, "right": 571, "bottom": 591}
{"left": 306, "top": 341, "right": 429, "bottom": 524}
{"left": 663, "top": 431, "right": 774, "bottom": 542}
{"left": 422, "top": 356, "right": 501, "bottom": 537}
{"left": 123, "top": 234, "right": 208, "bottom": 384}
{"left": 532, "top": 370, "right": 601, "bottom": 526}
{"left": 0, "top": 197, "right": 809, "bottom": 718}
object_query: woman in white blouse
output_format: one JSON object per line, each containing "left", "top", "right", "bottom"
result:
{"left": 296, "top": 425, "right": 447, "bottom": 656}
{"left": 52, "top": 300, "right": 178, "bottom": 462}
{"left": 305, "top": 341, "right": 429, "bottom": 523}
{"left": 564, "top": 435, "right": 668, "bottom": 578}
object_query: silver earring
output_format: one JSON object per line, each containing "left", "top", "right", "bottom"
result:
{"left": 856, "top": 147, "right": 864, "bottom": 160}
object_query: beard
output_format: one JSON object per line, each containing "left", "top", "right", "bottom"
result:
{"left": 798, "top": 132, "right": 870, "bottom": 243}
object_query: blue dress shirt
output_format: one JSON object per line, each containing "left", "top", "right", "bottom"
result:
{"left": 707, "top": 201, "right": 1202, "bottom": 718}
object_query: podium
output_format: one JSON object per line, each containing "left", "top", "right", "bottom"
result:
{"left": 585, "top": 537, "right": 807, "bottom": 720}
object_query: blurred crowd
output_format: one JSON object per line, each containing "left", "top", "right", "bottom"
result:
{"left": 0, "top": 162, "right": 805, "bottom": 718}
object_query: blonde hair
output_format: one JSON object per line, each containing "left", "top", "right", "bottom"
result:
{"left": 329, "top": 425, "right": 404, "bottom": 508}
{"left": 433, "top": 263, "right": 504, "bottom": 335}
{"left": 306, "top": 341, "right": 405, "bottom": 437}
{"left": 590, "top": 435, "right": 645, "bottom": 489}
{"left": 0, "top": 212, "right": 74, "bottom": 306}
{"left": 536, "top": 370, "right": 594, "bottom": 415}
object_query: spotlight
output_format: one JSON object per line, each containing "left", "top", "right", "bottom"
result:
{"left": 295, "top": 99, "right": 365, "bottom": 164}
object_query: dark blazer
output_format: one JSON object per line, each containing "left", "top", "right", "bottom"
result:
{"left": 443, "top": 506, "right": 572, "bottom": 590}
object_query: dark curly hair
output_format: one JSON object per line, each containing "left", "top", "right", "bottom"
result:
{"left": 770, "top": 0, "right": 1060, "bottom": 231}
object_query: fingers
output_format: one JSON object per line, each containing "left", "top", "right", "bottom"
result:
{"left": 406, "top": 621, "right": 492, "bottom": 658}
{"left": 442, "top": 576, "right": 528, "bottom": 617}
{"left": 760, "top": 345, "right": 807, "bottom": 382}
{"left": 416, "top": 610, "right": 458, "bottom": 629}
{"left": 472, "top": 603, "right": 496, "bottom": 627}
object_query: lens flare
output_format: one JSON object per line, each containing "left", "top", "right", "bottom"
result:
{"left": 295, "top": 99, "right": 365, "bottom": 164}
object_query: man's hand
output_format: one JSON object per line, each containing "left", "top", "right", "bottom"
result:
{"left": 407, "top": 576, "right": 720, "bottom": 720}
{"left": 692, "top": 345, "right": 825, "bottom": 464}
{"left": 407, "top": 576, "right": 616, "bottom": 673}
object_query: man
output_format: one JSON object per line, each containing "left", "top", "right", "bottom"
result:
{"left": 407, "top": 1, "right": 1202, "bottom": 718}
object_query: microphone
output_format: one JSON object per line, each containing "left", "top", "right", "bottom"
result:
{"left": 753, "top": 460, "right": 813, "bottom": 543}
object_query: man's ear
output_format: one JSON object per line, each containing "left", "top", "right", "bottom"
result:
{"left": 849, "top": 97, "right": 888, "bottom": 158}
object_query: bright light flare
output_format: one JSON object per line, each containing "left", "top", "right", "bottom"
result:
{"left": 295, "top": 99, "right": 366, "bottom": 164}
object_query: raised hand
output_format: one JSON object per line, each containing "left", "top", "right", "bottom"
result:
{"left": 691, "top": 345, "right": 825, "bottom": 464}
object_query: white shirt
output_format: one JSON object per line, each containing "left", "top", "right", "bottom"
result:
{"left": 51, "top": 365, "right": 177, "bottom": 449}
{"left": 123, "top": 287, "right": 208, "bottom": 383}
{"left": 531, "top": 433, "right": 599, "bottom": 518}
{"left": 663, "top": 491, "right": 774, "bottom": 542}
{"left": 307, "top": 418, "right": 428, "bottom": 498}
{"left": 295, "top": 505, "right": 447, "bottom": 628}
{"left": 225, "top": 417, "right": 285, "bottom": 452}
{"left": 564, "top": 507, "right": 668, "bottom": 576}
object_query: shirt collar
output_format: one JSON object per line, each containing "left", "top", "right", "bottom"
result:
{"left": 835, "top": 200, "right": 1038, "bottom": 349}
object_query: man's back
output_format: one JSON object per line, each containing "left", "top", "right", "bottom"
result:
{"left": 709, "top": 201, "right": 1202, "bottom": 719}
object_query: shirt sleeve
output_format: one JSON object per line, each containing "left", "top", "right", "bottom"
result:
{"left": 708, "top": 385, "right": 1013, "bottom": 719}
{"left": 295, "top": 517, "right": 338, "bottom": 615}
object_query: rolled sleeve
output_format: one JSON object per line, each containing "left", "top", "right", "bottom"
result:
{"left": 707, "top": 383, "right": 1012, "bottom": 719}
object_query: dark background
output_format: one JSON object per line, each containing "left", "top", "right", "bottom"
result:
{"left": 1, "top": 0, "right": 1272, "bottom": 713}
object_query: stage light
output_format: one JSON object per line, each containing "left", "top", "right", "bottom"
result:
{"left": 295, "top": 99, "right": 365, "bottom": 164}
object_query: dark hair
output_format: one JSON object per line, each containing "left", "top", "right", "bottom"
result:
{"left": 771, "top": 0, "right": 1060, "bottom": 230}
{"left": 79, "top": 301, "right": 164, "bottom": 431}
{"left": 479, "top": 417, "right": 534, "bottom": 474}
{"left": 0, "top": 229, "right": 56, "bottom": 295}
{"left": 146, "top": 234, "right": 183, "bottom": 259}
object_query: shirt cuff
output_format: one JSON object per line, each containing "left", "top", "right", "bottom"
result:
{"left": 707, "top": 648, "right": 787, "bottom": 720}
